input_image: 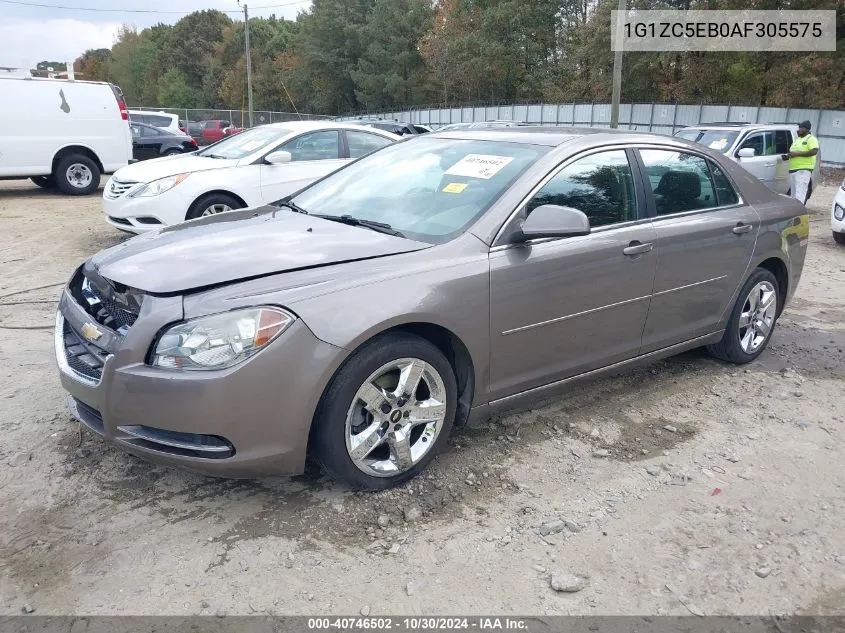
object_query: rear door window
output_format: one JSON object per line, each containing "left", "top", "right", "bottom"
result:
{"left": 639, "top": 149, "right": 718, "bottom": 215}
{"left": 345, "top": 130, "right": 394, "bottom": 158}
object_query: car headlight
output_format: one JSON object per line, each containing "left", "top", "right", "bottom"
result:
{"left": 151, "top": 307, "right": 295, "bottom": 370}
{"left": 835, "top": 204, "right": 845, "bottom": 222}
{"left": 128, "top": 173, "right": 190, "bottom": 198}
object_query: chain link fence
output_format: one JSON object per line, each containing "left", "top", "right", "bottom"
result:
{"left": 130, "top": 106, "right": 333, "bottom": 145}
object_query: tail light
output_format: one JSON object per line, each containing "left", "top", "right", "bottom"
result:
{"left": 189, "top": 137, "right": 197, "bottom": 146}
{"left": 110, "top": 84, "right": 129, "bottom": 120}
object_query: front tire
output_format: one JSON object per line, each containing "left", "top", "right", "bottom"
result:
{"left": 312, "top": 333, "right": 457, "bottom": 490}
{"left": 186, "top": 193, "right": 243, "bottom": 220}
{"left": 55, "top": 154, "right": 100, "bottom": 195}
{"left": 707, "top": 268, "right": 780, "bottom": 364}
{"left": 834, "top": 231, "right": 845, "bottom": 245}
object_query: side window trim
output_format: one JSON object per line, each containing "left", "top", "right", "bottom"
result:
{"left": 492, "top": 144, "right": 646, "bottom": 247}
{"left": 632, "top": 145, "right": 746, "bottom": 221}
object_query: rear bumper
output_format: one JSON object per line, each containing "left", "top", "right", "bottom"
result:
{"left": 56, "top": 286, "right": 347, "bottom": 478}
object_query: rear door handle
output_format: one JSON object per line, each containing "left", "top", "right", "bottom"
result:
{"left": 733, "top": 223, "right": 753, "bottom": 234}
{"left": 623, "top": 241, "right": 653, "bottom": 256}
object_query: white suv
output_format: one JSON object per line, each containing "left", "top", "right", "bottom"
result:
{"left": 674, "top": 123, "right": 820, "bottom": 197}
{"left": 128, "top": 110, "right": 183, "bottom": 136}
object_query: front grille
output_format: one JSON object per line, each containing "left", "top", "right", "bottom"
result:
{"left": 105, "top": 178, "right": 139, "bottom": 199}
{"left": 63, "top": 320, "right": 108, "bottom": 381}
{"left": 73, "top": 272, "right": 141, "bottom": 334}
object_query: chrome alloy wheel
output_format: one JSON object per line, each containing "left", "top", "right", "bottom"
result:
{"left": 738, "top": 280, "right": 777, "bottom": 354}
{"left": 66, "top": 163, "right": 93, "bottom": 189}
{"left": 201, "top": 203, "right": 232, "bottom": 216}
{"left": 345, "top": 358, "right": 447, "bottom": 478}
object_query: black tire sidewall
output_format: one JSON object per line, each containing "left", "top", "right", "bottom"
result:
{"left": 721, "top": 268, "right": 780, "bottom": 363}
{"left": 186, "top": 193, "right": 242, "bottom": 220}
{"left": 313, "top": 333, "right": 458, "bottom": 490}
{"left": 55, "top": 155, "right": 100, "bottom": 195}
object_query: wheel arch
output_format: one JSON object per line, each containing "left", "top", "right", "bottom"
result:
{"left": 187, "top": 190, "right": 249, "bottom": 219}
{"left": 52, "top": 144, "right": 104, "bottom": 175}
{"left": 305, "top": 320, "right": 477, "bottom": 462}
{"left": 754, "top": 255, "right": 789, "bottom": 316}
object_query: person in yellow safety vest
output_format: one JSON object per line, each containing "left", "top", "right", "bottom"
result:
{"left": 781, "top": 120, "right": 819, "bottom": 205}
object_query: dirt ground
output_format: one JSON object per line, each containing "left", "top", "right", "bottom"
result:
{"left": 0, "top": 175, "right": 843, "bottom": 618}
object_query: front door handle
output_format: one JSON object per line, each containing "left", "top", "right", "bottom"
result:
{"left": 623, "top": 241, "right": 653, "bottom": 256}
{"left": 733, "top": 223, "right": 753, "bottom": 235}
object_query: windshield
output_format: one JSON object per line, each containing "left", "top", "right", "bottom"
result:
{"left": 289, "top": 137, "right": 548, "bottom": 244}
{"left": 197, "top": 126, "right": 292, "bottom": 159}
{"left": 674, "top": 129, "right": 740, "bottom": 154}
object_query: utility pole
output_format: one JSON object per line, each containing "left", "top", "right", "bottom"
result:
{"left": 610, "top": 0, "right": 626, "bottom": 128}
{"left": 239, "top": 1, "right": 254, "bottom": 128}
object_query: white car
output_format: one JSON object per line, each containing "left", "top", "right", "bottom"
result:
{"left": 128, "top": 110, "right": 183, "bottom": 136}
{"left": 103, "top": 121, "right": 400, "bottom": 233}
{"left": 674, "top": 123, "right": 820, "bottom": 196}
{"left": 833, "top": 179, "right": 845, "bottom": 245}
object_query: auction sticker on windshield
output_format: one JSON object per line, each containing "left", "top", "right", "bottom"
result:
{"left": 709, "top": 138, "right": 729, "bottom": 151}
{"left": 445, "top": 154, "right": 514, "bottom": 179}
{"left": 442, "top": 182, "right": 468, "bottom": 193}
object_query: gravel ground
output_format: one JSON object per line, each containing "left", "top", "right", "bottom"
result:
{"left": 0, "top": 177, "right": 843, "bottom": 617}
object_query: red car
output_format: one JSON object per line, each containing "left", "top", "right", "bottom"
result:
{"left": 223, "top": 125, "right": 245, "bottom": 137}
{"left": 200, "top": 120, "right": 232, "bottom": 144}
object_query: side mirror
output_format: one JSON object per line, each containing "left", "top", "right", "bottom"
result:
{"left": 510, "top": 204, "right": 591, "bottom": 243}
{"left": 265, "top": 150, "right": 292, "bottom": 165}
{"left": 737, "top": 147, "right": 756, "bottom": 158}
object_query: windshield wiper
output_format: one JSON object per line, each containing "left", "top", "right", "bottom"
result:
{"left": 202, "top": 153, "right": 227, "bottom": 159}
{"left": 277, "top": 200, "right": 309, "bottom": 214}
{"left": 313, "top": 214, "right": 405, "bottom": 238}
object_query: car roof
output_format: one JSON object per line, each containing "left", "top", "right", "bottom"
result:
{"left": 680, "top": 123, "right": 797, "bottom": 130}
{"left": 252, "top": 120, "right": 401, "bottom": 136}
{"left": 430, "top": 126, "right": 662, "bottom": 147}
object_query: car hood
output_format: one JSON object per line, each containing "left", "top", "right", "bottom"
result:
{"left": 89, "top": 207, "right": 431, "bottom": 295}
{"left": 113, "top": 154, "right": 239, "bottom": 183}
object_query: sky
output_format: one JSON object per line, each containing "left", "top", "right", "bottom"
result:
{"left": 0, "top": 0, "right": 311, "bottom": 71}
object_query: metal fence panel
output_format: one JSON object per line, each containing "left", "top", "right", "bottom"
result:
{"left": 542, "top": 104, "right": 557, "bottom": 124}
{"left": 513, "top": 105, "right": 528, "bottom": 122}
{"left": 630, "top": 104, "right": 652, "bottom": 126}
{"left": 819, "top": 110, "right": 845, "bottom": 136}
{"left": 558, "top": 104, "right": 574, "bottom": 124}
{"left": 574, "top": 104, "right": 593, "bottom": 125}
{"left": 700, "top": 105, "right": 730, "bottom": 122}
{"left": 756, "top": 107, "right": 786, "bottom": 124}
{"left": 526, "top": 104, "right": 543, "bottom": 122}
{"left": 592, "top": 104, "right": 611, "bottom": 125}
{"left": 674, "top": 105, "right": 701, "bottom": 128}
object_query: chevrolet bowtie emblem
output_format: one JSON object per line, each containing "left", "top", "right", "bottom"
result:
{"left": 81, "top": 322, "right": 103, "bottom": 342}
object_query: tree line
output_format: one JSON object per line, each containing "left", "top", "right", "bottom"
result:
{"left": 74, "top": 0, "right": 844, "bottom": 116}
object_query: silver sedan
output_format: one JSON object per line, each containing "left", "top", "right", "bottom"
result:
{"left": 56, "top": 127, "right": 808, "bottom": 489}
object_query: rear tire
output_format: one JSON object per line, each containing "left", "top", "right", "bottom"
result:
{"left": 31, "top": 176, "right": 56, "bottom": 189}
{"left": 185, "top": 193, "right": 243, "bottom": 220}
{"left": 312, "top": 332, "right": 457, "bottom": 490}
{"left": 834, "top": 232, "right": 845, "bottom": 245}
{"left": 55, "top": 154, "right": 100, "bottom": 195}
{"left": 707, "top": 268, "right": 780, "bottom": 364}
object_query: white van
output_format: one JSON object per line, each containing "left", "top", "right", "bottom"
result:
{"left": 0, "top": 76, "right": 133, "bottom": 195}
